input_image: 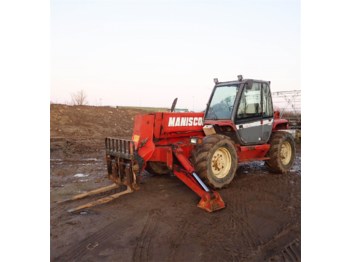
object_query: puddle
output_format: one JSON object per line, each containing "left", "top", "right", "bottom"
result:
{"left": 74, "top": 173, "right": 89, "bottom": 178}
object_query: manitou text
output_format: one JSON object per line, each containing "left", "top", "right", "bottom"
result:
{"left": 168, "top": 117, "right": 204, "bottom": 127}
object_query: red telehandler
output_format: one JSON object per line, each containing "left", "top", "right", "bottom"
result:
{"left": 65, "top": 76, "right": 296, "bottom": 213}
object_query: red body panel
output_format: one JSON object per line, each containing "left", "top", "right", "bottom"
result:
{"left": 236, "top": 144, "right": 270, "bottom": 162}
{"left": 131, "top": 114, "right": 156, "bottom": 163}
{"left": 148, "top": 146, "right": 174, "bottom": 169}
{"left": 153, "top": 112, "right": 205, "bottom": 139}
{"left": 131, "top": 112, "right": 205, "bottom": 167}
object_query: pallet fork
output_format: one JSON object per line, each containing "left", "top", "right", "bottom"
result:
{"left": 58, "top": 184, "right": 133, "bottom": 213}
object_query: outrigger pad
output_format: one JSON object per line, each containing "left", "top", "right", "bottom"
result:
{"left": 197, "top": 191, "right": 225, "bottom": 212}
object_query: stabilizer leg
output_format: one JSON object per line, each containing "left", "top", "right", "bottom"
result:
{"left": 172, "top": 146, "right": 226, "bottom": 212}
{"left": 173, "top": 169, "right": 225, "bottom": 212}
{"left": 197, "top": 191, "right": 225, "bottom": 213}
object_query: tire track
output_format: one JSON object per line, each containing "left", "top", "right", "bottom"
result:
{"left": 219, "top": 184, "right": 262, "bottom": 260}
{"left": 280, "top": 239, "right": 301, "bottom": 262}
{"left": 167, "top": 218, "right": 192, "bottom": 262}
{"left": 232, "top": 185, "right": 262, "bottom": 248}
{"left": 55, "top": 219, "right": 121, "bottom": 262}
{"left": 232, "top": 213, "right": 262, "bottom": 248}
{"left": 256, "top": 225, "right": 300, "bottom": 262}
{"left": 226, "top": 175, "right": 295, "bottom": 252}
{"left": 166, "top": 209, "right": 214, "bottom": 262}
{"left": 133, "top": 209, "right": 161, "bottom": 262}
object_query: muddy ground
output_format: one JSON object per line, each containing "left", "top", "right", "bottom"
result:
{"left": 50, "top": 104, "right": 301, "bottom": 262}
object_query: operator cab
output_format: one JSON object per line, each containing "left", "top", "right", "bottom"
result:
{"left": 204, "top": 75, "right": 274, "bottom": 145}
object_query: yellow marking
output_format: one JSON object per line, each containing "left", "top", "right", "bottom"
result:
{"left": 132, "top": 135, "right": 140, "bottom": 143}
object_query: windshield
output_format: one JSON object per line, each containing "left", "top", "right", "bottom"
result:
{"left": 205, "top": 84, "right": 239, "bottom": 120}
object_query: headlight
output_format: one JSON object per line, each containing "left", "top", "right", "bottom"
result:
{"left": 190, "top": 137, "right": 203, "bottom": 144}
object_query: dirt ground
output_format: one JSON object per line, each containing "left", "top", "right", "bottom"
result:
{"left": 50, "top": 104, "right": 301, "bottom": 262}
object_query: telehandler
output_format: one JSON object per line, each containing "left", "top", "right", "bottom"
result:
{"left": 65, "top": 75, "right": 296, "bottom": 213}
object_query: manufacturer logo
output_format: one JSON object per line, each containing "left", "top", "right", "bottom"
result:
{"left": 168, "top": 117, "right": 204, "bottom": 127}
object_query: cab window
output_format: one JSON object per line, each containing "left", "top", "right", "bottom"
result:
{"left": 236, "top": 83, "right": 262, "bottom": 120}
{"left": 262, "top": 83, "right": 273, "bottom": 118}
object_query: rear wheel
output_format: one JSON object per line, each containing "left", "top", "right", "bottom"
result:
{"left": 265, "top": 132, "right": 296, "bottom": 173}
{"left": 193, "top": 134, "right": 238, "bottom": 189}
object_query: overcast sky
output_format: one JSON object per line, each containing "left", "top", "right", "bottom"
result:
{"left": 51, "top": 0, "right": 300, "bottom": 111}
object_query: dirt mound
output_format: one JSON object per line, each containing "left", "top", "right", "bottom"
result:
{"left": 50, "top": 104, "right": 147, "bottom": 156}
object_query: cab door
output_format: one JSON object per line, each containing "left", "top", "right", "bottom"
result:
{"left": 235, "top": 82, "right": 263, "bottom": 145}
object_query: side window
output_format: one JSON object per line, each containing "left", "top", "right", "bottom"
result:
{"left": 236, "top": 82, "right": 262, "bottom": 120}
{"left": 262, "top": 83, "right": 273, "bottom": 117}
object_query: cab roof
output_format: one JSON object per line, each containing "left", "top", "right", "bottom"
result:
{"left": 215, "top": 79, "right": 270, "bottom": 86}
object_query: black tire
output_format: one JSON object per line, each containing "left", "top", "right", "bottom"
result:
{"left": 265, "top": 131, "right": 296, "bottom": 173}
{"left": 193, "top": 134, "right": 238, "bottom": 189}
{"left": 145, "top": 162, "right": 171, "bottom": 175}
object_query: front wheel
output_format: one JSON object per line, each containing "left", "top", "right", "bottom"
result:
{"left": 193, "top": 134, "right": 238, "bottom": 189}
{"left": 265, "top": 131, "right": 296, "bottom": 173}
{"left": 145, "top": 162, "right": 170, "bottom": 175}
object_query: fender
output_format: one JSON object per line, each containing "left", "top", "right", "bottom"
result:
{"left": 272, "top": 118, "right": 289, "bottom": 131}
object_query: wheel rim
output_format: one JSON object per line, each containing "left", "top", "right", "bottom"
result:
{"left": 211, "top": 147, "right": 232, "bottom": 179}
{"left": 280, "top": 141, "right": 292, "bottom": 165}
